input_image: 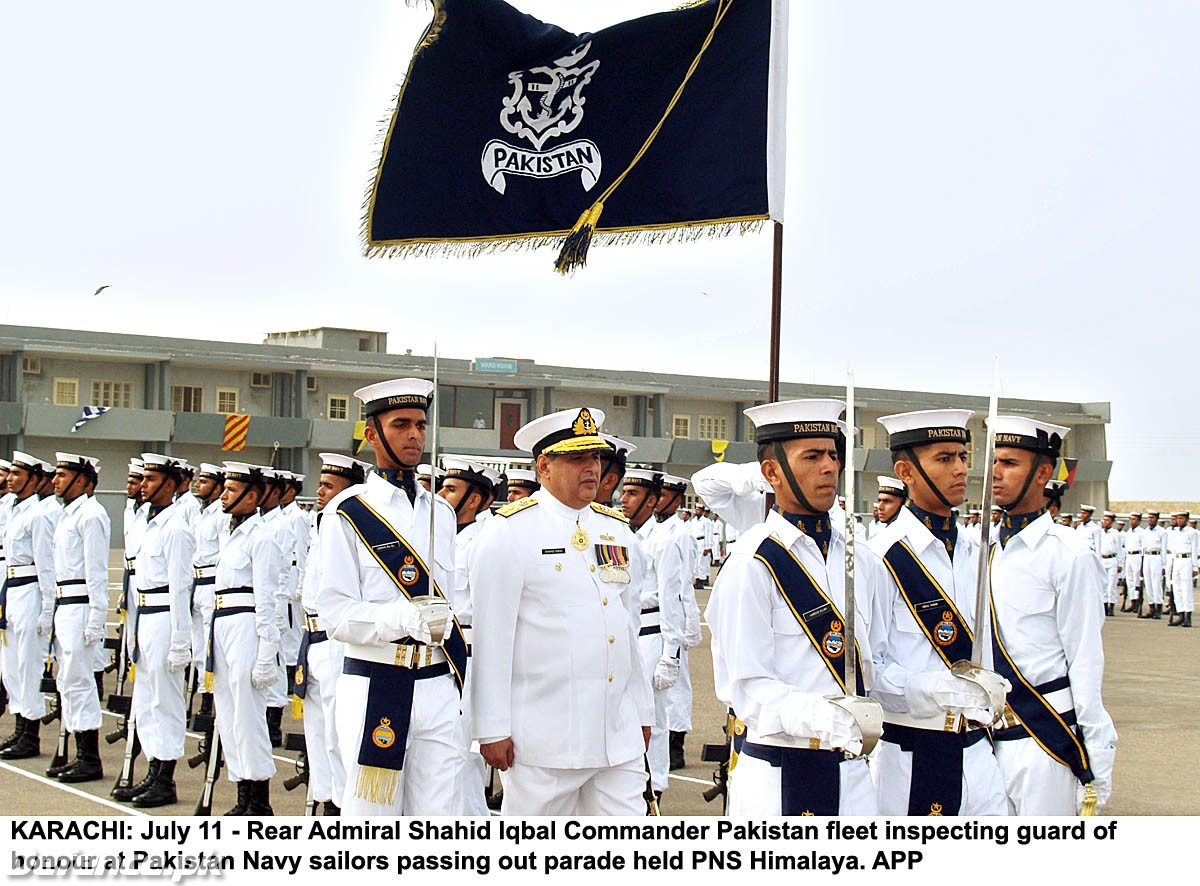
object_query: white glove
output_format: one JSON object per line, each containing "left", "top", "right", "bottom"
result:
{"left": 1077, "top": 743, "right": 1115, "bottom": 812}
{"left": 683, "top": 614, "right": 702, "bottom": 648}
{"left": 166, "top": 633, "right": 191, "bottom": 673}
{"left": 653, "top": 657, "right": 680, "bottom": 690}
{"left": 904, "top": 669, "right": 1001, "bottom": 723}
{"left": 84, "top": 623, "right": 106, "bottom": 647}
{"left": 37, "top": 609, "right": 54, "bottom": 637}
{"left": 780, "top": 694, "right": 864, "bottom": 756}
{"left": 249, "top": 657, "right": 277, "bottom": 691}
{"left": 375, "top": 598, "right": 433, "bottom": 645}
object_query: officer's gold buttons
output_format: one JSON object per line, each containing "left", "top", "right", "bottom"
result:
{"left": 608, "top": 635, "right": 615, "bottom": 644}
{"left": 589, "top": 565, "right": 596, "bottom": 573}
{"left": 602, "top": 597, "right": 608, "bottom": 605}
{"left": 608, "top": 675, "right": 614, "bottom": 683}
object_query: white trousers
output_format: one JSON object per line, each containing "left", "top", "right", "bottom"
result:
{"left": 212, "top": 612, "right": 275, "bottom": 782}
{"left": 281, "top": 600, "right": 302, "bottom": 666}
{"left": 454, "top": 657, "right": 489, "bottom": 816}
{"left": 301, "top": 636, "right": 346, "bottom": 805}
{"left": 727, "top": 752, "right": 877, "bottom": 815}
{"left": 500, "top": 757, "right": 645, "bottom": 816}
{"left": 665, "top": 648, "right": 693, "bottom": 732}
{"left": 638, "top": 630, "right": 669, "bottom": 793}
{"left": 994, "top": 735, "right": 1078, "bottom": 815}
{"left": 874, "top": 734, "right": 1008, "bottom": 816}
{"left": 53, "top": 603, "right": 102, "bottom": 732}
{"left": 190, "top": 582, "right": 214, "bottom": 673}
{"left": 1, "top": 584, "right": 48, "bottom": 719}
{"left": 1102, "top": 562, "right": 1120, "bottom": 604}
{"left": 336, "top": 667, "right": 464, "bottom": 815}
{"left": 130, "top": 611, "right": 186, "bottom": 761}
{"left": 694, "top": 551, "right": 712, "bottom": 581}
{"left": 1170, "top": 561, "right": 1195, "bottom": 612}
{"left": 1124, "top": 554, "right": 1142, "bottom": 597}
{"left": 1142, "top": 555, "right": 1164, "bottom": 605}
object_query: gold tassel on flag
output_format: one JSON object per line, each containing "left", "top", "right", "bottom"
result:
{"left": 1080, "top": 783, "right": 1098, "bottom": 815}
{"left": 354, "top": 765, "right": 400, "bottom": 806}
{"left": 127, "top": 662, "right": 136, "bottom": 682}
{"left": 291, "top": 695, "right": 304, "bottom": 721}
{"left": 204, "top": 669, "right": 214, "bottom": 692}
{"left": 553, "top": 202, "right": 605, "bottom": 274}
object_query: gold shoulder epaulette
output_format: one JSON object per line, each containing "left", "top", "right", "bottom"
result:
{"left": 496, "top": 497, "right": 540, "bottom": 518}
{"left": 590, "top": 502, "right": 629, "bottom": 523}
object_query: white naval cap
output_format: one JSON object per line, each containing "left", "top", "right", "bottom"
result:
{"left": 970, "top": 509, "right": 982, "bottom": 516}
{"left": 198, "top": 463, "right": 226, "bottom": 480}
{"left": 0, "top": 458, "right": 10, "bottom": 470}
{"left": 127, "top": 458, "right": 145, "bottom": 477}
{"left": 55, "top": 452, "right": 100, "bottom": 475}
{"left": 623, "top": 468, "right": 663, "bottom": 489}
{"left": 1044, "top": 479, "right": 1068, "bottom": 493}
{"left": 514, "top": 406, "right": 607, "bottom": 456}
{"left": 600, "top": 434, "right": 637, "bottom": 464}
{"left": 141, "top": 452, "right": 182, "bottom": 474}
{"left": 11, "top": 451, "right": 50, "bottom": 473}
{"left": 877, "top": 409, "right": 973, "bottom": 451}
{"left": 223, "top": 462, "right": 265, "bottom": 484}
{"left": 744, "top": 399, "right": 846, "bottom": 444}
{"left": 876, "top": 476, "right": 907, "bottom": 498}
{"left": 661, "top": 473, "right": 689, "bottom": 492}
{"left": 988, "top": 415, "right": 1069, "bottom": 457}
{"left": 442, "top": 456, "right": 501, "bottom": 490}
{"left": 505, "top": 468, "right": 539, "bottom": 489}
{"left": 1146, "top": 509, "right": 1160, "bottom": 516}
{"left": 354, "top": 378, "right": 434, "bottom": 418}
{"left": 176, "top": 460, "right": 196, "bottom": 476}
{"left": 319, "top": 452, "right": 370, "bottom": 483}
{"left": 1080, "top": 504, "right": 1096, "bottom": 513}
{"left": 416, "top": 463, "right": 446, "bottom": 480}
{"left": 1103, "top": 511, "right": 1115, "bottom": 519}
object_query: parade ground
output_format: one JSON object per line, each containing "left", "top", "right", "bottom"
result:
{"left": 1, "top": 558, "right": 1195, "bottom": 817}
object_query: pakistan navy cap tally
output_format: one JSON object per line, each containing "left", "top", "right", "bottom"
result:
{"left": 55, "top": 452, "right": 100, "bottom": 478}
{"left": 514, "top": 406, "right": 608, "bottom": 456}
{"left": 10, "top": 451, "right": 49, "bottom": 474}
{"left": 877, "top": 409, "right": 973, "bottom": 451}
{"left": 320, "top": 453, "right": 370, "bottom": 484}
{"left": 505, "top": 468, "right": 539, "bottom": 490}
{"left": 354, "top": 378, "right": 434, "bottom": 418}
{"left": 198, "top": 463, "right": 226, "bottom": 481}
{"left": 600, "top": 434, "right": 637, "bottom": 466}
{"left": 660, "top": 473, "right": 689, "bottom": 492}
{"left": 442, "top": 456, "right": 501, "bottom": 491}
{"left": 223, "top": 462, "right": 265, "bottom": 484}
{"left": 744, "top": 399, "right": 847, "bottom": 444}
{"left": 623, "top": 468, "right": 664, "bottom": 490}
{"left": 987, "top": 415, "right": 1069, "bottom": 458}
{"left": 877, "top": 476, "right": 907, "bottom": 499}
{"left": 141, "top": 453, "right": 182, "bottom": 476}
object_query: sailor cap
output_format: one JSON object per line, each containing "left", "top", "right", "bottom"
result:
{"left": 354, "top": 378, "right": 434, "bottom": 418}
{"left": 505, "top": 468, "right": 539, "bottom": 489}
{"left": 442, "top": 457, "right": 500, "bottom": 490}
{"left": 623, "top": 468, "right": 663, "bottom": 490}
{"left": 11, "top": 451, "right": 50, "bottom": 474}
{"left": 514, "top": 407, "right": 607, "bottom": 456}
{"left": 877, "top": 476, "right": 907, "bottom": 497}
{"left": 600, "top": 434, "right": 637, "bottom": 465}
{"left": 744, "top": 399, "right": 846, "bottom": 444}
{"left": 319, "top": 452, "right": 370, "bottom": 483}
{"left": 223, "top": 462, "right": 265, "bottom": 484}
{"left": 988, "top": 415, "right": 1069, "bottom": 457}
{"left": 878, "top": 409, "right": 973, "bottom": 451}
{"left": 141, "top": 453, "right": 182, "bottom": 474}
{"left": 661, "top": 474, "right": 689, "bottom": 492}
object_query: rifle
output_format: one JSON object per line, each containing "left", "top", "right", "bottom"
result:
{"left": 46, "top": 722, "right": 69, "bottom": 774}
{"left": 283, "top": 732, "right": 315, "bottom": 815}
{"left": 193, "top": 727, "right": 223, "bottom": 816}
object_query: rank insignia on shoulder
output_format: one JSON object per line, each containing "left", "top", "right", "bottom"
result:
{"left": 497, "top": 497, "right": 539, "bottom": 518}
{"left": 590, "top": 502, "right": 628, "bottom": 522}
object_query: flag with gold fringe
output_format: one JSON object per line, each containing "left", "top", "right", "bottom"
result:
{"left": 364, "top": 0, "right": 788, "bottom": 273}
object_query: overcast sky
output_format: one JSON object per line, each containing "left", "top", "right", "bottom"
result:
{"left": 2, "top": 1, "right": 1197, "bottom": 499}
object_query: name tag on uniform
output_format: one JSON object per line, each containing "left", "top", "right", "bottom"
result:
{"left": 541, "top": 547, "right": 566, "bottom": 555}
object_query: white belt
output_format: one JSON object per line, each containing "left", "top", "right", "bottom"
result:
{"left": 5, "top": 564, "right": 37, "bottom": 580}
{"left": 346, "top": 641, "right": 446, "bottom": 670}
{"left": 998, "top": 685, "right": 1075, "bottom": 730}
{"left": 1127, "top": 550, "right": 1142, "bottom": 555}
{"left": 744, "top": 729, "right": 835, "bottom": 752}
{"left": 1175, "top": 553, "right": 1192, "bottom": 559}
{"left": 303, "top": 611, "right": 327, "bottom": 633}
{"left": 1101, "top": 554, "right": 1117, "bottom": 559}
{"left": 194, "top": 564, "right": 216, "bottom": 579}
{"left": 883, "top": 709, "right": 968, "bottom": 733}
{"left": 1146, "top": 550, "right": 1161, "bottom": 555}
{"left": 214, "top": 590, "right": 256, "bottom": 609}
{"left": 639, "top": 610, "right": 661, "bottom": 630}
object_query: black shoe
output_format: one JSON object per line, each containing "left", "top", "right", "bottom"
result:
{"left": 0, "top": 685, "right": 7, "bottom": 718}
{"left": 669, "top": 730, "right": 686, "bottom": 770}
{"left": 0, "top": 716, "right": 27, "bottom": 754}
{"left": 1185, "top": 613, "right": 1193, "bottom": 628}
{"left": 0, "top": 716, "right": 41, "bottom": 760}
{"left": 1153, "top": 603, "right": 1163, "bottom": 620}
{"left": 225, "top": 780, "right": 254, "bottom": 815}
{"left": 1137, "top": 604, "right": 1153, "bottom": 619}
{"left": 46, "top": 734, "right": 76, "bottom": 778}
{"left": 114, "top": 758, "right": 160, "bottom": 801}
{"left": 132, "top": 759, "right": 178, "bottom": 808}
{"left": 267, "top": 707, "right": 283, "bottom": 748}
{"left": 247, "top": 779, "right": 274, "bottom": 816}
{"left": 322, "top": 800, "right": 341, "bottom": 816}
{"left": 59, "top": 731, "right": 104, "bottom": 784}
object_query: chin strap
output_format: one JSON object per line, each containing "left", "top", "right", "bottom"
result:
{"left": 772, "top": 441, "right": 823, "bottom": 515}
{"left": 903, "top": 447, "right": 956, "bottom": 512}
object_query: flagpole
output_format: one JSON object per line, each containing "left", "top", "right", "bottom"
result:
{"left": 768, "top": 222, "right": 783, "bottom": 401}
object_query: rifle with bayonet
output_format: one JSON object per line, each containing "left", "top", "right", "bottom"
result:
{"left": 283, "top": 732, "right": 315, "bottom": 815}
{"left": 193, "top": 724, "right": 223, "bottom": 816}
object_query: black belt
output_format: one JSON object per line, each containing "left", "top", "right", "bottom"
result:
{"left": 306, "top": 629, "right": 328, "bottom": 645}
{"left": 639, "top": 625, "right": 662, "bottom": 636}
{"left": 993, "top": 676, "right": 1074, "bottom": 742}
{"left": 137, "top": 584, "right": 171, "bottom": 615}
{"left": 56, "top": 596, "right": 89, "bottom": 606}
{"left": 343, "top": 658, "right": 450, "bottom": 681}
{"left": 882, "top": 722, "right": 989, "bottom": 750}
{"left": 2, "top": 575, "right": 38, "bottom": 589}
{"left": 194, "top": 576, "right": 216, "bottom": 586}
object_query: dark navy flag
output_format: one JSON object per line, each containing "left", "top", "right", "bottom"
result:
{"left": 365, "top": 0, "right": 788, "bottom": 272}
{"left": 71, "top": 406, "right": 111, "bottom": 433}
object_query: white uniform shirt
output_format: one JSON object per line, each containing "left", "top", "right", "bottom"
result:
{"left": 262, "top": 508, "right": 296, "bottom": 628}
{"left": 636, "top": 519, "right": 687, "bottom": 660}
{"left": 469, "top": 492, "right": 654, "bottom": 769}
{"left": 705, "top": 510, "right": 880, "bottom": 743}
{"left": 284, "top": 501, "right": 311, "bottom": 602}
{"left": 1076, "top": 518, "right": 1102, "bottom": 553}
{"left": 3, "top": 494, "right": 56, "bottom": 619}
{"left": 866, "top": 506, "right": 990, "bottom": 713}
{"left": 1143, "top": 523, "right": 1168, "bottom": 555}
{"left": 216, "top": 512, "right": 283, "bottom": 656}
{"left": 988, "top": 512, "right": 1116, "bottom": 778}
{"left": 1098, "top": 526, "right": 1125, "bottom": 569}
{"left": 135, "top": 503, "right": 197, "bottom": 638}
{"left": 1123, "top": 525, "right": 1144, "bottom": 555}
{"left": 692, "top": 461, "right": 770, "bottom": 533}
{"left": 52, "top": 494, "right": 111, "bottom": 635}
{"left": 316, "top": 474, "right": 456, "bottom": 647}
{"left": 193, "top": 500, "right": 224, "bottom": 569}
{"left": 175, "top": 491, "right": 202, "bottom": 531}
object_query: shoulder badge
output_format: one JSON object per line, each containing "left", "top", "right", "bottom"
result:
{"left": 590, "top": 501, "right": 629, "bottom": 523}
{"left": 496, "top": 497, "right": 540, "bottom": 518}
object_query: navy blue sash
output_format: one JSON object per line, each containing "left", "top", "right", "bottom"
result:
{"left": 741, "top": 741, "right": 843, "bottom": 816}
{"left": 293, "top": 629, "right": 327, "bottom": 702}
{"left": 336, "top": 495, "right": 467, "bottom": 693}
{"left": 753, "top": 536, "right": 865, "bottom": 696}
{"left": 882, "top": 722, "right": 988, "bottom": 815}
{"left": 881, "top": 540, "right": 974, "bottom": 667}
{"left": 0, "top": 573, "right": 39, "bottom": 631}
{"left": 988, "top": 549, "right": 1093, "bottom": 786}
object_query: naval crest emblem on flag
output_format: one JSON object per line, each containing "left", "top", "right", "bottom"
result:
{"left": 482, "top": 41, "right": 603, "bottom": 194}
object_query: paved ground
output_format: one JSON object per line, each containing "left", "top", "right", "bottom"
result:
{"left": 1, "top": 562, "right": 1195, "bottom": 816}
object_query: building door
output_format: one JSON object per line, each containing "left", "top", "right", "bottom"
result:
{"left": 498, "top": 401, "right": 523, "bottom": 450}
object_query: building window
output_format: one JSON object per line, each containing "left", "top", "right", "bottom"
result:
{"left": 91, "top": 380, "right": 133, "bottom": 409}
{"left": 860, "top": 424, "right": 878, "bottom": 451}
{"left": 170, "top": 385, "right": 204, "bottom": 413}
{"left": 216, "top": 388, "right": 240, "bottom": 414}
{"left": 359, "top": 337, "right": 372, "bottom": 352}
{"left": 359, "top": 401, "right": 368, "bottom": 421}
{"left": 672, "top": 414, "right": 691, "bottom": 439}
{"left": 697, "top": 415, "right": 728, "bottom": 440}
{"left": 745, "top": 420, "right": 756, "bottom": 443}
{"left": 612, "top": 395, "right": 629, "bottom": 408}
{"left": 53, "top": 378, "right": 79, "bottom": 406}
{"left": 328, "top": 395, "right": 349, "bottom": 421}
{"left": 22, "top": 357, "right": 41, "bottom": 375}
{"left": 250, "top": 372, "right": 272, "bottom": 388}
{"left": 306, "top": 375, "right": 318, "bottom": 392}
{"left": 439, "top": 384, "right": 495, "bottom": 429}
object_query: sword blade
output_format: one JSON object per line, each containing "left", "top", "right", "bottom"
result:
{"left": 843, "top": 367, "right": 858, "bottom": 696}
{"left": 428, "top": 342, "right": 440, "bottom": 564}
{"left": 971, "top": 358, "right": 1001, "bottom": 666}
